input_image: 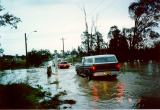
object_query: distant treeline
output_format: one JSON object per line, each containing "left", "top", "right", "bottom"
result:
{"left": 75, "top": 42, "right": 160, "bottom": 63}
{"left": 0, "top": 55, "right": 26, "bottom": 70}
{"left": 0, "top": 49, "right": 53, "bottom": 70}
{"left": 27, "top": 49, "right": 52, "bottom": 67}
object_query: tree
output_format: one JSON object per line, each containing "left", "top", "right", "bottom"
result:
{"left": 77, "top": 46, "right": 86, "bottom": 57}
{"left": 0, "top": 4, "right": 21, "bottom": 54}
{"left": 93, "top": 31, "right": 106, "bottom": 54}
{"left": 0, "top": 40, "right": 4, "bottom": 56}
{"left": 91, "top": 16, "right": 106, "bottom": 55}
{"left": 108, "top": 26, "right": 121, "bottom": 38}
{"left": 149, "top": 30, "right": 160, "bottom": 39}
{"left": 27, "top": 49, "right": 52, "bottom": 66}
{"left": 81, "top": 31, "right": 90, "bottom": 54}
{"left": 128, "top": 0, "right": 160, "bottom": 50}
{"left": 80, "top": 7, "right": 91, "bottom": 55}
{"left": 80, "top": 6, "right": 107, "bottom": 56}
{"left": 153, "top": 41, "right": 160, "bottom": 61}
{"left": 71, "top": 48, "right": 78, "bottom": 56}
{"left": 108, "top": 26, "right": 129, "bottom": 62}
{"left": 122, "top": 28, "right": 134, "bottom": 49}
{"left": 0, "top": 48, "right": 4, "bottom": 56}
{"left": 0, "top": 5, "right": 21, "bottom": 29}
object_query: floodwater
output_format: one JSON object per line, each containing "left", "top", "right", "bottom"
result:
{"left": 0, "top": 61, "right": 160, "bottom": 109}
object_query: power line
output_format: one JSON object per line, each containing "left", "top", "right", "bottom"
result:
{"left": 96, "top": 0, "right": 113, "bottom": 15}
{"left": 89, "top": 0, "right": 105, "bottom": 16}
{"left": 88, "top": 0, "right": 114, "bottom": 17}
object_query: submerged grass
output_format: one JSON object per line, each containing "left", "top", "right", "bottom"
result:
{"left": 0, "top": 83, "right": 76, "bottom": 109}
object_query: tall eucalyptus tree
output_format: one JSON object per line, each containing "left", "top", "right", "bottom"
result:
{"left": 129, "top": 0, "right": 160, "bottom": 49}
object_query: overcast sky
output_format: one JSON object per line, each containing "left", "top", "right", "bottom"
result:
{"left": 0, "top": 0, "right": 134, "bottom": 55}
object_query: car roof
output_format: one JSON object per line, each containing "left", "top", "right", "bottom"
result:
{"left": 82, "top": 54, "right": 116, "bottom": 59}
{"left": 61, "top": 61, "right": 67, "bottom": 63}
{"left": 61, "top": 60, "right": 67, "bottom": 62}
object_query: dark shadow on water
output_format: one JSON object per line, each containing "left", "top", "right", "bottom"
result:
{"left": 136, "top": 96, "right": 160, "bottom": 109}
{"left": 91, "top": 76, "right": 118, "bottom": 81}
{"left": 0, "top": 83, "right": 44, "bottom": 109}
{"left": 77, "top": 74, "right": 118, "bottom": 81}
{"left": 0, "top": 83, "right": 76, "bottom": 109}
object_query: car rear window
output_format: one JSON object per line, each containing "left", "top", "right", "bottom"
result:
{"left": 95, "top": 56, "right": 117, "bottom": 63}
{"left": 60, "top": 62, "right": 67, "bottom": 64}
{"left": 84, "top": 58, "right": 93, "bottom": 64}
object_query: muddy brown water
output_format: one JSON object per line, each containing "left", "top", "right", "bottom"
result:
{"left": 0, "top": 61, "right": 160, "bottom": 109}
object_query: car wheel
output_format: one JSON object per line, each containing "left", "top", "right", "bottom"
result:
{"left": 76, "top": 71, "right": 80, "bottom": 75}
{"left": 77, "top": 70, "right": 82, "bottom": 76}
{"left": 112, "top": 75, "right": 117, "bottom": 79}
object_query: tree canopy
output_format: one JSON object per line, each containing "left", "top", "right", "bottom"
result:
{"left": 128, "top": 0, "right": 160, "bottom": 49}
{"left": 0, "top": 4, "right": 21, "bottom": 55}
{"left": 0, "top": 5, "right": 21, "bottom": 29}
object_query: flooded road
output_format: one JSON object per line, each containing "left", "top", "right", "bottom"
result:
{"left": 0, "top": 61, "right": 160, "bottom": 109}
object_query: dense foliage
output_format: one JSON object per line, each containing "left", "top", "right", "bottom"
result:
{"left": 27, "top": 49, "right": 52, "bottom": 66}
{"left": 128, "top": 0, "right": 160, "bottom": 49}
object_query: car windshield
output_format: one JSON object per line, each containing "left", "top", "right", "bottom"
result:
{"left": 60, "top": 62, "right": 67, "bottom": 64}
{"left": 95, "top": 56, "right": 117, "bottom": 63}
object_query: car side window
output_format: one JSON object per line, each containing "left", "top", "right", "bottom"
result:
{"left": 95, "top": 56, "right": 117, "bottom": 63}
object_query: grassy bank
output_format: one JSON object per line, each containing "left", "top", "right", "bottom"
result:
{"left": 0, "top": 83, "right": 76, "bottom": 109}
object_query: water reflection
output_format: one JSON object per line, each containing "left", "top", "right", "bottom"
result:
{"left": 55, "top": 73, "right": 60, "bottom": 90}
{"left": 87, "top": 79, "right": 133, "bottom": 109}
{"left": 87, "top": 80, "right": 118, "bottom": 109}
{"left": 91, "top": 84, "right": 100, "bottom": 102}
{"left": 122, "top": 61, "right": 160, "bottom": 75}
{"left": 91, "top": 83, "right": 100, "bottom": 110}
{"left": 115, "top": 82, "right": 125, "bottom": 103}
{"left": 147, "top": 60, "right": 159, "bottom": 75}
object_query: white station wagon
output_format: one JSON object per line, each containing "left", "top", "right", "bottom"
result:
{"left": 75, "top": 54, "right": 120, "bottom": 80}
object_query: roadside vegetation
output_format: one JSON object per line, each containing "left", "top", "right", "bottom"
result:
{"left": 0, "top": 49, "right": 52, "bottom": 70}
{"left": 0, "top": 83, "right": 76, "bottom": 109}
{"left": 27, "top": 49, "right": 52, "bottom": 67}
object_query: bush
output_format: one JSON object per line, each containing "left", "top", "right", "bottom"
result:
{"left": 27, "top": 49, "right": 52, "bottom": 67}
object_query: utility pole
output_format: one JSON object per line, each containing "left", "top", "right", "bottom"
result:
{"left": 25, "top": 33, "right": 28, "bottom": 67}
{"left": 24, "top": 31, "right": 37, "bottom": 67}
{"left": 61, "top": 37, "right": 65, "bottom": 58}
